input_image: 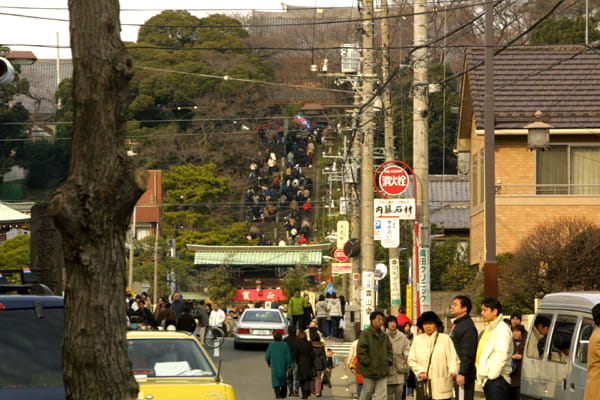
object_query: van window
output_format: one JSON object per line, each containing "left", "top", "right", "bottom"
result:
{"left": 527, "top": 313, "right": 553, "bottom": 359}
{"left": 548, "top": 315, "right": 577, "bottom": 363}
{"left": 575, "top": 318, "right": 595, "bottom": 366}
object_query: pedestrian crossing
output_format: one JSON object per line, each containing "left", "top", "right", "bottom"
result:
{"left": 325, "top": 339, "right": 352, "bottom": 359}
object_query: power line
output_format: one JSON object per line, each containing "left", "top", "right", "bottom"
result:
{"left": 0, "top": 1, "right": 489, "bottom": 12}
{"left": 0, "top": 113, "right": 352, "bottom": 126}
{"left": 0, "top": 1, "right": 494, "bottom": 29}
{"left": 135, "top": 65, "right": 354, "bottom": 93}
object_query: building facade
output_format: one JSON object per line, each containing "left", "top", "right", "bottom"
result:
{"left": 457, "top": 46, "right": 600, "bottom": 268}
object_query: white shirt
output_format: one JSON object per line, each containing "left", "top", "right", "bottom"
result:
{"left": 209, "top": 309, "right": 226, "bottom": 327}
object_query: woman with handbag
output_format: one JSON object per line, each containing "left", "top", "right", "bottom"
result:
{"left": 385, "top": 316, "right": 411, "bottom": 400}
{"left": 408, "top": 311, "right": 459, "bottom": 400}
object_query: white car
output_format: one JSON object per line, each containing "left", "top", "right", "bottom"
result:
{"left": 233, "top": 308, "right": 291, "bottom": 349}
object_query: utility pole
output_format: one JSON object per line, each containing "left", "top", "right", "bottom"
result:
{"left": 413, "top": 0, "right": 430, "bottom": 315}
{"left": 128, "top": 205, "right": 136, "bottom": 289}
{"left": 153, "top": 222, "right": 160, "bottom": 307}
{"left": 483, "top": 0, "right": 498, "bottom": 297}
{"left": 379, "top": 0, "right": 401, "bottom": 316}
{"left": 359, "top": 0, "right": 376, "bottom": 328}
{"left": 349, "top": 91, "right": 362, "bottom": 309}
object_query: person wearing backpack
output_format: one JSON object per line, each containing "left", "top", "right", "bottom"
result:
{"left": 385, "top": 316, "right": 411, "bottom": 400}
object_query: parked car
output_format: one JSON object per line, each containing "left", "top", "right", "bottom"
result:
{"left": 127, "top": 331, "right": 236, "bottom": 400}
{"left": 521, "top": 292, "right": 600, "bottom": 400}
{"left": 233, "top": 308, "right": 290, "bottom": 349}
{"left": 0, "top": 280, "right": 65, "bottom": 400}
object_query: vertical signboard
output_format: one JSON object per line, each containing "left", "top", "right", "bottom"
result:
{"left": 418, "top": 248, "right": 430, "bottom": 312}
{"left": 361, "top": 271, "right": 375, "bottom": 329}
{"left": 389, "top": 258, "right": 401, "bottom": 306}
{"left": 381, "top": 219, "right": 400, "bottom": 248}
{"left": 406, "top": 284, "right": 412, "bottom": 322}
{"left": 374, "top": 219, "right": 382, "bottom": 241}
{"left": 336, "top": 220, "right": 349, "bottom": 250}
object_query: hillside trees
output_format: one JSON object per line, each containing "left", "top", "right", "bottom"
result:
{"left": 128, "top": 11, "right": 274, "bottom": 174}
{"left": 0, "top": 49, "right": 29, "bottom": 175}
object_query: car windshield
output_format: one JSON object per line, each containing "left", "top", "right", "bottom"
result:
{"left": 127, "top": 338, "right": 216, "bottom": 378}
{"left": 0, "top": 308, "right": 64, "bottom": 389}
{"left": 242, "top": 310, "right": 282, "bottom": 323}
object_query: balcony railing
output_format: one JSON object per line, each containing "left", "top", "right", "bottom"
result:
{"left": 496, "top": 184, "right": 600, "bottom": 196}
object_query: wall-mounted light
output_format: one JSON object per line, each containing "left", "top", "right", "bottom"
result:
{"left": 524, "top": 110, "right": 552, "bottom": 151}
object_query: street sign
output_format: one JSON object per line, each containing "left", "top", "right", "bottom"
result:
{"left": 374, "top": 219, "right": 382, "bottom": 240}
{"left": 332, "top": 263, "right": 352, "bottom": 274}
{"left": 374, "top": 198, "right": 416, "bottom": 220}
{"left": 380, "top": 219, "right": 400, "bottom": 248}
{"left": 375, "top": 263, "right": 387, "bottom": 280}
{"left": 325, "top": 283, "right": 336, "bottom": 295}
{"left": 333, "top": 248, "right": 349, "bottom": 262}
{"left": 378, "top": 165, "right": 409, "bottom": 196}
{"left": 389, "top": 258, "right": 401, "bottom": 306}
{"left": 337, "top": 220, "right": 349, "bottom": 250}
{"left": 361, "top": 271, "right": 374, "bottom": 329}
{"left": 418, "top": 248, "right": 431, "bottom": 313}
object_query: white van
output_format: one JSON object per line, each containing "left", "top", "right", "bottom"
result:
{"left": 521, "top": 292, "right": 600, "bottom": 400}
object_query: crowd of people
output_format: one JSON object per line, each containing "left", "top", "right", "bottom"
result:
{"left": 244, "top": 127, "right": 322, "bottom": 245}
{"left": 265, "top": 322, "right": 340, "bottom": 399}
{"left": 343, "top": 296, "right": 529, "bottom": 400}
{"left": 286, "top": 289, "right": 346, "bottom": 339}
{"left": 125, "top": 291, "right": 242, "bottom": 340}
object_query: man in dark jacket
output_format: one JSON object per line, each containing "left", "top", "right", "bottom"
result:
{"left": 357, "top": 311, "right": 393, "bottom": 400}
{"left": 176, "top": 306, "right": 197, "bottom": 333}
{"left": 450, "top": 295, "right": 479, "bottom": 400}
{"left": 285, "top": 326, "right": 300, "bottom": 397}
{"left": 172, "top": 292, "right": 185, "bottom": 321}
{"left": 194, "top": 301, "right": 209, "bottom": 343}
{"left": 131, "top": 300, "right": 157, "bottom": 328}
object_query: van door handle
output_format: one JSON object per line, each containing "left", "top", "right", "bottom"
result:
{"left": 570, "top": 382, "right": 576, "bottom": 391}
{"left": 562, "top": 378, "right": 567, "bottom": 390}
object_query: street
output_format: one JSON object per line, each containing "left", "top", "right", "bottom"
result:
{"left": 214, "top": 338, "right": 354, "bottom": 400}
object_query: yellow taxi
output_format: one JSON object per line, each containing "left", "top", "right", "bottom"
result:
{"left": 126, "top": 331, "right": 236, "bottom": 400}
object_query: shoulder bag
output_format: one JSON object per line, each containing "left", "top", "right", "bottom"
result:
{"left": 416, "top": 333, "right": 439, "bottom": 400}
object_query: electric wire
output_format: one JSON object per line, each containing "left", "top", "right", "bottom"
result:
{"left": 0, "top": 1, "right": 495, "bottom": 29}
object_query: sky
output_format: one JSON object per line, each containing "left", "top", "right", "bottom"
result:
{"left": 1, "top": 0, "right": 355, "bottom": 59}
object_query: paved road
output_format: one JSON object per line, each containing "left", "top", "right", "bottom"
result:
{"left": 212, "top": 338, "right": 354, "bottom": 400}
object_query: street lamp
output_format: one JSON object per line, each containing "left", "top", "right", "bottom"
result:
{"left": 525, "top": 110, "right": 552, "bottom": 151}
{"left": 0, "top": 51, "right": 37, "bottom": 86}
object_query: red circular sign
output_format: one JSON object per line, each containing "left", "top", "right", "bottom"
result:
{"left": 378, "top": 165, "right": 409, "bottom": 196}
{"left": 334, "top": 248, "right": 349, "bottom": 262}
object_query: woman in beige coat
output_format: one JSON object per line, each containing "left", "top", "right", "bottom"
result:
{"left": 408, "top": 311, "right": 459, "bottom": 400}
{"left": 584, "top": 304, "right": 600, "bottom": 400}
{"left": 386, "top": 316, "right": 411, "bottom": 400}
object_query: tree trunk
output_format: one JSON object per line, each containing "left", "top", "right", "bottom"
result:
{"left": 48, "top": 1, "right": 147, "bottom": 399}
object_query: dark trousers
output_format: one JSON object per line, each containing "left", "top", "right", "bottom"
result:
{"left": 317, "top": 317, "right": 326, "bottom": 335}
{"left": 292, "top": 315, "right": 303, "bottom": 331}
{"left": 330, "top": 316, "right": 340, "bottom": 338}
{"left": 300, "top": 379, "right": 312, "bottom": 399}
{"left": 509, "top": 386, "right": 520, "bottom": 400}
{"left": 274, "top": 386, "right": 287, "bottom": 398}
{"left": 483, "top": 377, "right": 510, "bottom": 400}
{"left": 454, "top": 378, "right": 475, "bottom": 400}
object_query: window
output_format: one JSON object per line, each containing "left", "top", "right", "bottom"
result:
{"left": 536, "top": 145, "right": 600, "bottom": 194}
{"left": 526, "top": 313, "right": 553, "bottom": 360}
{"left": 576, "top": 318, "right": 595, "bottom": 366}
{"left": 127, "top": 338, "right": 215, "bottom": 377}
{"left": 547, "top": 315, "right": 577, "bottom": 363}
{"left": 0, "top": 308, "right": 64, "bottom": 389}
{"left": 472, "top": 154, "right": 478, "bottom": 205}
{"left": 479, "top": 150, "right": 485, "bottom": 204}
{"left": 242, "top": 310, "right": 283, "bottom": 323}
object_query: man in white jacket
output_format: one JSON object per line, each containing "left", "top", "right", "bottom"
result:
{"left": 475, "top": 297, "right": 513, "bottom": 400}
{"left": 209, "top": 302, "right": 226, "bottom": 331}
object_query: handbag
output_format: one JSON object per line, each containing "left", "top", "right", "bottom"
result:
{"left": 416, "top": 333, "right": 439, "bottom": 400}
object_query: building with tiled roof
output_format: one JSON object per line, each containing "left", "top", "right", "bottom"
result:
{"left": 456, "top": 45, "right": 600, "bottom": 268}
